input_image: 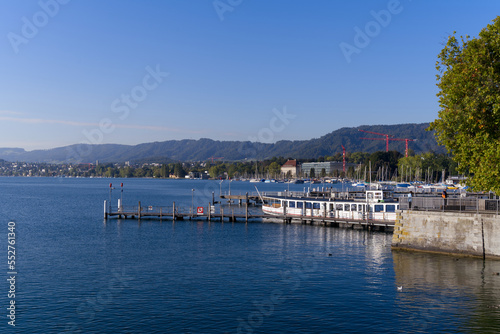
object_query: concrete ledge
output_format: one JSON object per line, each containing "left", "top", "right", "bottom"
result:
{"left": 392, "top": 210, "right": 500, "bottom": 259}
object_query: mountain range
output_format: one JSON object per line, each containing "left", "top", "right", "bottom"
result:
{"left": 0, "top": 123, "right": 445, "bottom": 163}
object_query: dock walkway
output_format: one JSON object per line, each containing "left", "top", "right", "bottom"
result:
{"left": 104, "top": 200, "right": 394, "bottom": 232}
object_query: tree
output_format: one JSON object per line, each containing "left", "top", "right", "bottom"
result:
{"left": 429, "top": 17, "right": 500, "bottom": 193}
{"left": 268, "top": 162, "right": 281, "bottom": 178}
{"left": 173, "top": 163, "right": 186, "bottom": 178}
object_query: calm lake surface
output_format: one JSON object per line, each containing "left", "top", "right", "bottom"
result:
{"left": 1, "top": 177, "right": 500, "bottom": 333}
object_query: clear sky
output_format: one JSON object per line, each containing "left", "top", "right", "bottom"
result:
{"left": 0, "top": 0, "right": 499, "bottom": 150}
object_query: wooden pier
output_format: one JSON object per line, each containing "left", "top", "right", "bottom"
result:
{"left": 103, "top": 200, "right": 394, "bottom": 232}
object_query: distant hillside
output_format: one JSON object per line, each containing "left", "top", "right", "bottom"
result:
{"left": 0, "top": 123, "right": 445, "bottom": 163}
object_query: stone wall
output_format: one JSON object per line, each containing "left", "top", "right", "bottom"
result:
{"left": 392, "top": 210, "right": 500, "bottom": 258}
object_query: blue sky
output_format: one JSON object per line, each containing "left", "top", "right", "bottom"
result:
{"left": 0, "top": 0, "right": 499, "bottom": 150}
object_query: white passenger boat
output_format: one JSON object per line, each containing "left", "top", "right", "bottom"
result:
{"left": 261, "top": 190, "right": 399, "bottom": 223}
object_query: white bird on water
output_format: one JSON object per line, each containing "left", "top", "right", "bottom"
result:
{"left": 397, "top": 286, "right": 403, "bottom": 291}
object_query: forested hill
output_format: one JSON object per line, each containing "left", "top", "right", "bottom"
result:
{"left": 0, "top": 123, "right": 445, "bottom": 163}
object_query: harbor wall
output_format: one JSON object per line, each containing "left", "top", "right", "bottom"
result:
{"left": 392, "top": 210, "right": 500, "bottom": 258}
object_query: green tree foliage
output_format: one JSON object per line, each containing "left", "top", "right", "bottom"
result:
{"left": 398, "top": 152, "right": 457, "bottom": 183}
{"left": 367, "top": 151, "right": 402, "bottom": 172}
{"left": 429, "top": 17, "right": 500, "bottom": 193}
{"left": 173, "top": 163, "right": 186, "bottom": 178}
{"left": 267, "top": 162, "right": 281, "bottom": 177}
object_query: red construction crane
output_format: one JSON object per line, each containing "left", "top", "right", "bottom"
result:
{"left": 359, "top": 130, "right": 416, "bottom": 157}
{"left": 208, "top": 157, "right": 223, "bottom": 163}
{"left": 341, "top": 145, "right": 346, "bottom": 173}
{"left": 358, "top": 129, "right": 393, "bottom": 152}
{"left": 389, "top": 138, "right": 417, "bottom": 157}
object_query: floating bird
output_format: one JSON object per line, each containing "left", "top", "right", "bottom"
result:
{"left": 397, "top": 286, "right": 403, "bottom": 291}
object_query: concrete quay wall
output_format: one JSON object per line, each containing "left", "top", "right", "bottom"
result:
{"left": 392, "top": 210, "right": 500, "bottom": 258}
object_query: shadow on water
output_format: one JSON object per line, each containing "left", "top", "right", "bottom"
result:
{"left": 392, "top": 250, "right": 500, "bottom": 333}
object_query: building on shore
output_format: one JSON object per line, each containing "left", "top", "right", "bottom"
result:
{"left": 281, "top": 159, "right": 299, "bottom": 178}
{"left": 301, "top": 161, "right": 356, "bottom": 177}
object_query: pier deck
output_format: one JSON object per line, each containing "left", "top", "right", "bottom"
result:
{"left": 104, "top": 201, "right": 394, "bottom": 231}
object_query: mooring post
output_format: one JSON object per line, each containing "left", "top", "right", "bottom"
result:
{"left": 160, "top": 207, "right": 162, "bottom": 219}
{"left": 232, "top": 208, "right": 234, "bottom": 222}
{"left": 173, "top": 202, "right": 176, "bottom": 221}
{"left": 245, "top": 193, "right": 248, "bottom": 222}
{"left": 138, "top": 201, "right": 141, "bottom": 220}
{"left": 283, "top": 200, "right": 287, "bottom": 224}
{"left": 221, "top": 207, "right": 224, "bottom": 222}
{"left": 208, "top": 202, "right": 211, "bottom": 221}
{"left": 104, "top": 200, "right": 108, "bottom": 220}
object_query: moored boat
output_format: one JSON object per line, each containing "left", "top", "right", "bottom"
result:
{"left": 261, "top": 190, "right": 399, "bottom": 223}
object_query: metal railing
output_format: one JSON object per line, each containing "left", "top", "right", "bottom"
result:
{"left": 399, "top": 197, "right": 500, "bottom": 214}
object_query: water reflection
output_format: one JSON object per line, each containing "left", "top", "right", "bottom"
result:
{"left": 393, "top": 251, "right": 500, "bottom": 333}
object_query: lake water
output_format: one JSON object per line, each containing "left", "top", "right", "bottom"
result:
{"left": 1, "top": 177, "right": 500, "bottom": 333}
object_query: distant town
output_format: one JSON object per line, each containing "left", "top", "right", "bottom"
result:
{"left": 0, "top": 150, "right": 458, "bottom": 183}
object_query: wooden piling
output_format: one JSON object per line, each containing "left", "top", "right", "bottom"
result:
{"left": 104, "top": 200, "right": 108, "bottom": 220}
{"left": 138, "top": 201, "right": 141, "bottom": 220}
{"left": 221, "top": 208, "right": 224, "bottom": 222}
{"left": 283, "top": 200, "right": 287, "bottom": 224}
{"left": 208, "top": 202, "right": 211, "bottom": 221}
{"left": 173, "top": 202, "right": 176, "bottom": 221}
{"left": 245, "top": 193, "right": 248, "bottom": 222}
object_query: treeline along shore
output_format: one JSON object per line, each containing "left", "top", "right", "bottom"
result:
{"left": 0, "top": 150, "right": 458, "bottom": 182}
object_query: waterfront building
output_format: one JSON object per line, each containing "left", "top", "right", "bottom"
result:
{"left": 301, "top": 161, "right": 352, "bottom": 177}
{"left": 281, "top": 159, "right": 299, "bottom": 178}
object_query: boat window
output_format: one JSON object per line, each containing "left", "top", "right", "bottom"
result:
{"left": 306, "top": 202, "right": 312, "bottom": 209}
{"left": 329, "top": 204, "right": 334, "bottom": 211}
{"left": 351, "top": 204, "right": 357, "bottom": 211}
{"left": 374, "top": 205, "right": 384, "bottom": 212}
{"left": 288, "top": 201, "right": 295, "bottom": 208}
{"left": 313, "top": 203, "right": 320, "bottom": 209}
{"left": 358, "top": 204, "right": 364, "bottom": 212}
{"left": 336, "top": 204, "right": 343, "bottom": 211}
{"left": 297, "top": 202, "right": 303, "bottom": 209}
{"left": 386, "top": 205, "right": 396, "bottom": 212}
{"left": 344, "top": 204, "right": 350, "bottom": 211}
